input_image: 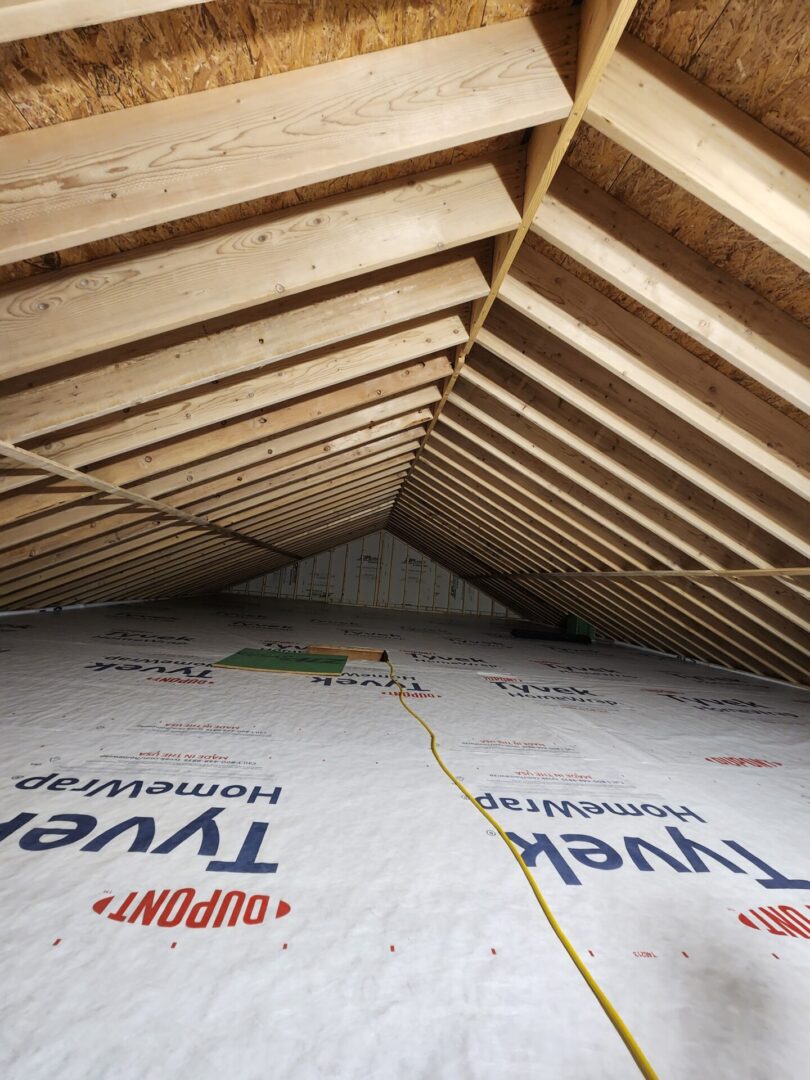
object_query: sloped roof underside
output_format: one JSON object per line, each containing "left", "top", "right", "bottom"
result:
{"left": 0, "top": 1, "right": 807, "bottom": 684}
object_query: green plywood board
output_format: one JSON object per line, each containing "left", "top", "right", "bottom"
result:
{"left": 214, "top": 648, "right": 348, "bottom": 675}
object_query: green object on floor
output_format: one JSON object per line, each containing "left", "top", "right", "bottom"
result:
{"left": 214, "top": 648, "right": 348, "bottom": 675}
{"left": 562, "top": 613, "right": 596, "bottom": 642}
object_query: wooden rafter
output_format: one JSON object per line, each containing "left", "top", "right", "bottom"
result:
{"left": 0, "top": 1, "right": 195, "bottom": 43}
{"left": 0, "top": 13, "right": 575, "bottom": 262}
{"left": 585, "top": 33, "right": 810, "bottom": 272}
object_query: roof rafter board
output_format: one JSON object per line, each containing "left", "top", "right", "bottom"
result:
{"left": 0, "top": 248, "right": 488, "bottom": 441}
{"left": 2, "top": 522, "right": 223, "bottom": 604}
{"left": 431, "top": 420, "right": 674, "bottom": 570}
{"left": 2, "top": 528, "right": 273, "bottom": 611}
{"left": 0, "top": 515, "right": 194, "bottom": 591}
{"left": 156, "top": 412, "right": 430, "bottom": 511}
{"left": 585, "top": 33, "right": 810, "bottom": 272}
{"left": 3, "top": 503, "right": 396, "bottom": 610}
{"left": 459, "top": 364, "right": 810, "bottom": 634}
{"left": 489, "top": 567, "right": 810, "bottom": 581}
{"left": 0, "top": 318, "right": 461, "bottom": 497}
{"left": 437, "top": 406, "right": 682, "bottom": 568}
{"left": 395, "top": 0, "right": 639, "bottom": 488}
{"left": 476, "top": 319, "right": 809, "bottom": 555}
{"left": 0, "top": 12, "right": 576, "bottom": 263}
{"left": 0, "top": 150, "right": 522, "bottom": 376}
{"left": 422, "top": 436, "right": 676, "bottom": 580}
{"left": 31, "top": 361, "right": 449, "bottom": 506}
{"left": 392, "top": 496, "right": 649, "bottom": 646}
{"left": 0, "top": 1, "right": 195, "bottom": 43}
{"left": 405, "top": 457, "right": 794, "bottom": 667}
{"left": 0, "top": 409, "right": 430, "bottom": 526}
{"left": 409, "top": 454, "right": 810, "bottom": 675}
{"left": 280, "top": 514, "right": 395, "bottom": 558}
{"left": 233, "top": 471, "right": 411, "bottom": 537}
{"left": 0, "top": 367, "right": 452, "bottom": 556}
{"left": 534, "top": 166, "right": 810, "bottom": 412}
{"left": 498, "top": 248, "right": 809, "bottom": 496}
{"left": 448, "top": 379, "right": 810, "bottom": 627}
{"left": 426, "top": 425, "right": 810, "bottom": 645}
{"left": 397, "top": 484, "right": 766, "bottom": 672}
{"left": 228, "top": 469, "right": 411, "bottom": 533}
{"left": 270, "top": 502, "right": 401, "bottom": 551}
{"left": 183, "top": 441, "right": 421, "bottom": 522}
{"left": 15, "top": 542, "right": 286, "bottom": 612}
{"left": 0, "top": 438, "right": 296, "bottom": 558}
{"left": 399, "top": 507, "right": 699, "bottom": 639}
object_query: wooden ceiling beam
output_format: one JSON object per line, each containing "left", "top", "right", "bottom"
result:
{"left": 449, "top": 380, "right": 810, "bottom": 633}
{"left": 0, "top": 439, "right": 296, "bottom": 559}
{"left": 0, "top": 1, "right": 195, "bottom": 44}
{"left": 0, "top": 248, "right": 486, "bottom": 442}
{"left": 223, "top": 476, "right": 410, "bottom": 545}
{"left": 487, "top": 567, "right": 810, "bottom": 581}
{"left": 0, "top": 150, "right": 521, "bottom": 376}
{"left": 432, "top": 422, "right": 664, "bottom": 569}
{"left": 0, "top": 321, "right": 459, "bottom": 497}
{"left": 534, "top": 167, "right": 810, "bottom": 413}
{"left": 401, "top": 475, "right": 773, "bottom": 673}
{"left": 585, "top": 33, "right": 810, "bottom": 272}
{"left": 283, "top": 513, "right": 394, "bottom": 560}
{"left": 30, "top": 360, "right": 449, "bottom": 512}
{"left": 0, "top": 412, "right": 429, "bottom": 526}
{"left": 501, "top": 248, "right": 809, "bottom": 499}
{"left": 478, "top": 319, "right": 809, "bottom": 556}
{"left": 275, "top": 502, "right": 399, "bottom": 552}
{"left": 411, "top": 454, "right": 809, "bottom": 677}
{"left": 2, "top": 521, "right": 206, "bottom": 603}
{"left": 187, "top": 441, "right": 420, "bottom": 523}
{"left": 232, "top": 467, "right": 412, "bottom": 536}
{"left": 407, "top": 457, "right": 801, "bottom": 676}
{"left": 429, "top": 423, "right": 810, "bottom": 647}
{"left": 0, "top": 371, "right": 447, "bottom": 557}
{"left": 2, "top": 515, "right": 270, "bottom": 607}
{"left": 394, "top": 489, "right": 655, "bottom": 647}
{"left": 159, "top": 413, "right": 430, "bottom": 512}
{"left": 0, "top": 13, "right": 575, "bottom": 263}
{"left": 394, "top": 0, "right": 638, "bottom": 486}
{"left": 3, "top": 528, "right": 245, "bottom": 611}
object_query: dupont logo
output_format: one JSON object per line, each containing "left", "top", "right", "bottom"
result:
{"left": 92, "top": 888, "right": 291, "bottom": 929}
{"left": 737, "top": 905, "right": 810, "bottom": 938}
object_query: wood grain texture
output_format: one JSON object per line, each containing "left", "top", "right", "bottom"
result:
{"left": 0, "top": 150, "right": 520, "bottom": 375}
{"left": 438, "top": 396, "right": 810, "bottom": 637}
{"left": 0, "top": 437, "right": 295, "bottom": 556}
{"left": 0, "top": 12, "right": 575, "bottom": 263}
{"left": 503, "top": 244, "right": 810, "bottom": 495}
{"left": 0, "top": 0, "right": 194, "bottom": 43}
{"left": 535, "top": 167, "right": 810, "bottom": 412}
{"left": 0, "top": 247, "right": 487, "bottom": 440}
{"left": 480, "top": 311, "right": 810, "bottom": 556}
{"left": 11, "top": 319, "right": 462, "bottom": 477}
{"left": 586, "top": 34, "right": 810, "bottom": 271}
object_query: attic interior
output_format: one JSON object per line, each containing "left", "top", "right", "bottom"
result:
{"left": 1, "top": 1, "right": 808, "bottom": 1077}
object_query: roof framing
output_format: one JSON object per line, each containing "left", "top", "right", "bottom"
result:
{"left": 0, "top": 0, "right": 807, "bottom": 685}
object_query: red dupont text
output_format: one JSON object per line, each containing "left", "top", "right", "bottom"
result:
{"left": 92, "top": 888, "right": 291, "bottom": 928}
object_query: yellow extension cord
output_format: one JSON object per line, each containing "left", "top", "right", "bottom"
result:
{"left": 386, "top": 658, "right": 659, "bottom": 1080}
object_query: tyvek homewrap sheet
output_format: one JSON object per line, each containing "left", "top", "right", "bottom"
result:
{"left": 1, "top": 597, "right": 809, "bottom": 1079}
